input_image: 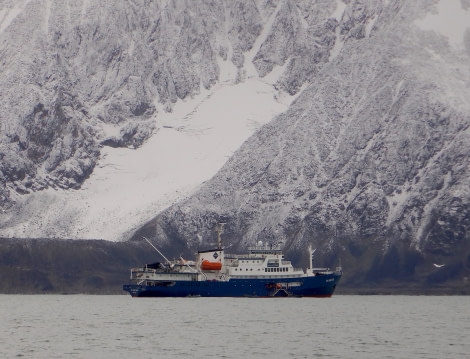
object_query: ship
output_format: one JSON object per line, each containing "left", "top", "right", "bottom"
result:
{"left": 123, "top": 225, "right": 342, "bottom": 298}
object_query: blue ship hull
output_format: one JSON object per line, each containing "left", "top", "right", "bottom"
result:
{"left": 123, "top": 272, "right": 341, "bottom": 298}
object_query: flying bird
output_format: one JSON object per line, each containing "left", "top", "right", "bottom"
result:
{"left": 433, "top": 263, "right": 445, "bottom": 268}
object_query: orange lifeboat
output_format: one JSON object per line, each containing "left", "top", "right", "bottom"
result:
{"left": 201, "top": 260, "right": 222, "bottom": 271}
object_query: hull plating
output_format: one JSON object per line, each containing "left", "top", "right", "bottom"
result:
{"left": 123, "top": 273, "right": 341, "bottom": 298}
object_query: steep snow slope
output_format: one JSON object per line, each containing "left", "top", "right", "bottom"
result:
{"left": 1, "top": 76, "right": 295, "bottom": 240}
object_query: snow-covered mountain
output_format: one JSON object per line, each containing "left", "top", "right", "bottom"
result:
{"left": 1, "top": 0, "right": 470, "bottom": 281}
{"left": 0, "top": 0, "right": 300, "bottom": 240}
{"left": 138, "top": 0, "right": 470, "bottom": 274}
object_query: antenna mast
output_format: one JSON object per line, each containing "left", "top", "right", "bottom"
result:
{"left": 308, "top": 245, "right": 316, "bottom": 271}
{"left": 215, "top": 223, "right": 226, "bottom": 249}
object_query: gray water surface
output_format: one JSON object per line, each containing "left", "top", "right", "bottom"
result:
{"left": 0, "top": 295, "right": 468, "bottom": 358}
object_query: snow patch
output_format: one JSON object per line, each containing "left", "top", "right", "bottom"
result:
{"left": 415, "top": 0, "right": 470, "bottom": 50}
{"left": 413, "top": 171, "right": 452, "bottom": 250}
{"left": 262, "top": 60, "right": 288, "bottom": 85}
{"left": 329, "top": 21, "right": 344, "bottom": 61}
{"left": 331, "top": 0, "right": 346, "bottom": 22}
{"left": 385, "top": 187, "right": 410, "bottom": 227}
{"left": 1, "top": 78, "right": 294, "bottom": 241}
{"left": 81, "top": 0, "right": 91, "bottom": 19}
{"left": 99, "top": 122, "right": 125, "bottom": 140}
{"left": 217, "top": 55, "right": 238, "bottom": 85}
{"left": 44, "top": 0, "right": 51, "bottom": 34}
{"left": 0, "top": 1, "right": 29, "bottom": 34}
{"left": 329, "top": 0, "right": 348, "bottom": 61}
{"left": 365, "top": 15, "right": 377, "bottom": 38}
{"left": 244, "top": 0, "right": 283, "bottom": 78}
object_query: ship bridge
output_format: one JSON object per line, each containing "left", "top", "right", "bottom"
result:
{"left": 247, "top": 242, "right": 284, "bottom": 257}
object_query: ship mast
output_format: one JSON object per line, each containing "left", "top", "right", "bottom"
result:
{"left": 215, "top": 222, "right": 226, "bottom": 249}
{"left": 308, "top": 245, "right": 316, "bottom": 272}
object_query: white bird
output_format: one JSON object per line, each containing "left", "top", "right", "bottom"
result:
{"left": 433, "top": 263, "right": 445, "bottom": 268}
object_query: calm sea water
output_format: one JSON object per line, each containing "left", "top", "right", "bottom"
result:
{"left": 0, "top": 295, "right": 468, "bottom": 358}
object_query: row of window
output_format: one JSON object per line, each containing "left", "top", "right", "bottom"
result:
{"left": 234, "top": 267, "right": 289, "bottom": 272}
{"left": 265, "top": 267, "right": 288, "bottom": 272}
